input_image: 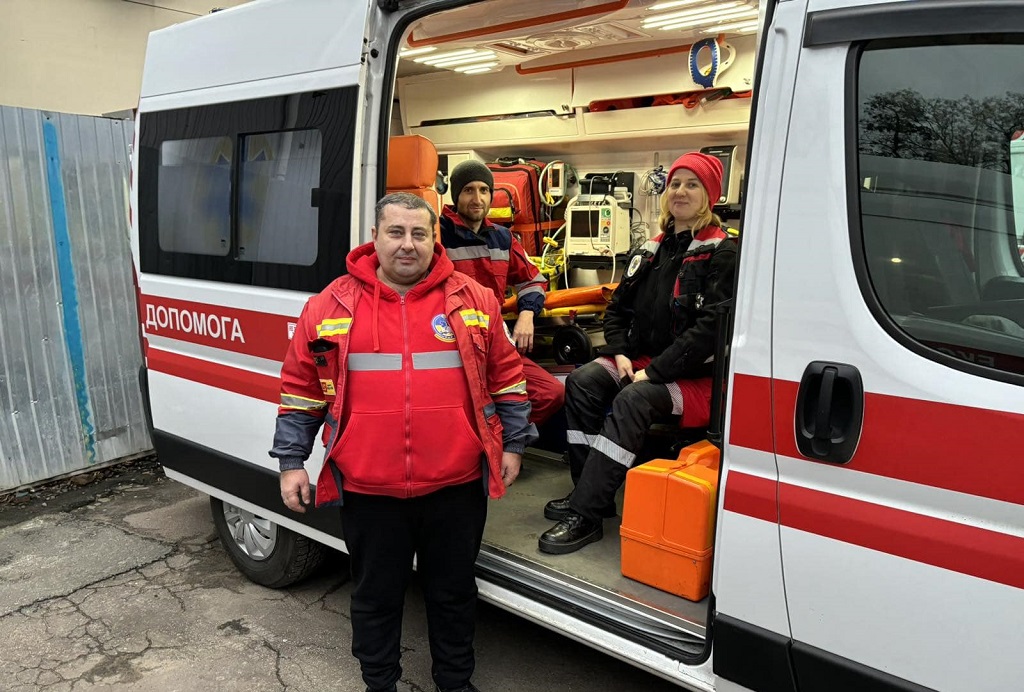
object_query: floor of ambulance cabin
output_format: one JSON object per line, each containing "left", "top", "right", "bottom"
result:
{"left": 482, "top": 450, "right": 708, "bottom": 632}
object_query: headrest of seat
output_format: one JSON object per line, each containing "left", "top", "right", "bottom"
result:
{"left": 386, "top": 135, "right": 439, "bottom": 190}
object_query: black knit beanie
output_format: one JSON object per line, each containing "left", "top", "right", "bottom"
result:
{"left": 449, "top": 160, "right": 494, "bottom": 199}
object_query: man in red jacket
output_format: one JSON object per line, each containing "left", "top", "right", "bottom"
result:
{"left": 440, "top": 160, "right": 564, "bottom": 426}
{"left": 270, "top": 192, "right": 537, "bottom": 692}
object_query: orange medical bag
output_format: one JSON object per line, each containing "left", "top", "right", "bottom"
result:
{"left": 619, "top": 440, "right": 720, "bottom": 601}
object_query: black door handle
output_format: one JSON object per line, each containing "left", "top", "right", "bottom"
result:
{"left": 795, "top": 361, "right": 864, "bottom": 464}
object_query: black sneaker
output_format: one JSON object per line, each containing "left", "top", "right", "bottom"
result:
{"left": 544, "top": 495, "right": 616, "bottom": 521}
{"left": 538, "top": 512, "right": 603, "bottom": 554}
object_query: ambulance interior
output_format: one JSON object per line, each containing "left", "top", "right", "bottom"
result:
{"left": 384, "top": 0, "right": 761, "bottom": 652}
{"left": 386, "top": 0, "right": 1024, "bottom": 655}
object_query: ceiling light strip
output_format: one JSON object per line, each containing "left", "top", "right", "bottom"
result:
{"left": 642, "top": 1, "right": 741, "bottom": 26}
{"left": 648, "top": 0, "right": 713, "bottom": 11}
{"left": 656, "top": 7, "right": 758, "bottom": 29}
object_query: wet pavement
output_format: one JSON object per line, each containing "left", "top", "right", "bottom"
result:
{"left": 0, "top": 460, "right": 682, "bottom": 691}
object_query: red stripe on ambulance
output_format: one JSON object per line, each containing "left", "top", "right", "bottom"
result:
{"left": 141, "top": 295, "right": 294, "bottom": 362}
{"left": 769, "top": 378, "right": 1024, "bottom": 508}
{"left": 779, "top": 483, "right": 1024, "bottom": 590}
{"left": 147, "top": 348, "right": 280, "bottom": 403}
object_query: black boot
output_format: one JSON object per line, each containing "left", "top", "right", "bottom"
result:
{"left": 538, "top": 512, "right": 603, "bottom": 554}
{"left": 544, "top": 495, "right": 616, "bottom": 521}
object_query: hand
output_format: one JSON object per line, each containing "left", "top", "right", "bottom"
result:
{"left": 512, "top": 311, "right": 535, "bottom": 353}
{"left": 280, "top": 469, "right": 311, "bottom": 513}
{"left": 633, "top": 368, "right": 649, "bottom": 383}
{"left": 500, "top": 452, "right": 522, "bottom": 487}
{"left": 614, "top": 354, "right": 634, "bottom": 381}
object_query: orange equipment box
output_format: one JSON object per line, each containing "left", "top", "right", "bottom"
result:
{"left": 619, "top": 440, "right": 721, "bottom": 601}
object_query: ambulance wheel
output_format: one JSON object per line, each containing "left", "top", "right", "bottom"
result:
{"left": 210, "top": 497, "right": 326, "bottom": 588}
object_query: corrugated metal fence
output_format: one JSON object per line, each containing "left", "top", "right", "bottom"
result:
{"left": 0, "top": 107, "right": 152, "bottom": 492}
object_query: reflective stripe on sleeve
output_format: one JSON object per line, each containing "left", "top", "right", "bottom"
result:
{"left": 460, "top": 309, "right": 490, "bottom": 329}
{"left": 492, "top": 379, "right": 527, "bottom": 396}
{"left": 317, "top": 318, "right": 352, "bottom": 337}
{"left": 280, "top": 393, "right": 328, "bottom": 411}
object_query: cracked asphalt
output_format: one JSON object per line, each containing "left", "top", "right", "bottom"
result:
{"left": 0, "top": 463, "right": 682, "bottom": 691}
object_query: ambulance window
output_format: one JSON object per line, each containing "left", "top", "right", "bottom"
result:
{"left": 856, "top": 37, "right": 1024, "bottom": 380}
{"left": 157, "top": 137, "right": 232, "bottom": 256}
{"left": 138, "top": 86, "right": 357, "bottom": 293}
{"left": 238, "top": 129, "right": 321, "bottom": 266}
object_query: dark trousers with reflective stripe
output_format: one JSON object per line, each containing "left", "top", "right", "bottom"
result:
{"left": 341, "top": 480, "right": 487, "bottom": 691}
{"left": 565, "top": 360, "right": 674, "bottom": 523}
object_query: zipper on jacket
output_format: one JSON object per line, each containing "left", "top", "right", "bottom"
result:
{"left": 401, "top": 295, "right": 413, "bottom": 497}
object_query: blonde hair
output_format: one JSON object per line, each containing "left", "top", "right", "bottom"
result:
{"left": 658, "top": 183, "right": 722, "bottom": 235}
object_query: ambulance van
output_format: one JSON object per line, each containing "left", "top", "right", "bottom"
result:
{"left": 130, "top": 1, "right": 1024, "bottom": 690}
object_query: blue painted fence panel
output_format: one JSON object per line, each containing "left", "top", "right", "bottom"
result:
{"left": 0, "top": 107, "right": 151, "bottom": 491}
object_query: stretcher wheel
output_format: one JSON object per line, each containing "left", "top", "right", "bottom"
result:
{"left": 552, "top": 325, "right": 594, "bottom": 365}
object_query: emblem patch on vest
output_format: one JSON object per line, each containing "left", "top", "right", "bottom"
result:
{"left": 432, "top": 314, "right": 456, "bottom": 343}
{"left": 627, "top": 254, "right": 644, "bottom": 278}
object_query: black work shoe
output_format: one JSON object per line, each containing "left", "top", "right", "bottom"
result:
{"left": 435, "top": 683, "right": 480, "bottom": 692}
{"left": 366, "top": 686, "right": 397, "bottom": 692}
{"left": 544, "top": 495, "right": 616, "bottom": 521}
{"left": 538, "top": 512, "right": 603, "bottom": 554}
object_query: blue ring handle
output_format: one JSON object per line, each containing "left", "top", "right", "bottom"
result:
{"left": 689, "top": 38, "right": 720, "bottom": 88}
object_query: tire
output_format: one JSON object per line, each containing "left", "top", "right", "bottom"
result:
{"left": 210, "top": 497, "right": 327, "bottom": 588}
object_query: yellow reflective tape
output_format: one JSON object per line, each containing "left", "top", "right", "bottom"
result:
{"left": 492, "top": 380, "right": 527, "bottom": 396}
{"left": 317, "top": 318, "right": 352, "bottom": 337}
{"left": 280, "top": 404, "right": 328, "bottom": 412}
{"left": 280, "top": 394, "right": 328, "bottom": 410}
{"left": 459, "top": 309, "right": 490, "bottom": 329}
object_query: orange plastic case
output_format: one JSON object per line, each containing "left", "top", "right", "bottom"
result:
{"left": 619, "top": 440, "right": 721, "bottom": 601}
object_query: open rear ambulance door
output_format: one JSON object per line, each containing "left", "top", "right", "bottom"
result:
{"left": 133, "top": 0, "right": 370, "bottom": 548}
{"left": 771, "top": 1, "right": 1024, "bottom": 690}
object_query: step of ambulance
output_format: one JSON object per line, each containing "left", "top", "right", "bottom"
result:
{"left": 619, "top": 440, "right": 720, "bottom": 602}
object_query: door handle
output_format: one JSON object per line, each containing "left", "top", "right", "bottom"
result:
{"left": 794, "top": 361, "right": 864, "bottom": 464}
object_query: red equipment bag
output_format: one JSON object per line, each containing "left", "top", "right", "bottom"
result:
{"left": 487, "top": 157, "right": 561, "bottom": 255}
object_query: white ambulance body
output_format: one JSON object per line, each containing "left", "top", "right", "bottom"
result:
{"left": 130, "top": 1, "right": 1024, "bottom": 690}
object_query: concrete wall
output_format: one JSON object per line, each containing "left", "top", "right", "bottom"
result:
{"left": 0, "top": 0, "right": 250, "bottom": 117}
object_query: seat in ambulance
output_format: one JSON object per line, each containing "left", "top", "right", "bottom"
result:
{"left": 386, "top": 134, "right": 442, "bottom": 230}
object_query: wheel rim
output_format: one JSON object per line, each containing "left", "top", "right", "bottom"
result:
{"left": 222, "top": 502, "right": 277, "bottom": 560}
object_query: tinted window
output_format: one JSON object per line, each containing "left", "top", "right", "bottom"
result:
{"left": 158, "top": 137, "right": 232, "bottom": 256}
{"left": 138, "top": 87, "right": 357, "bottom": 293}
{"left": 238, "top": 129, "right": 321, "bottom": 266}
{"left": 857, "top": 38, "right": 1024, "bottom": 379}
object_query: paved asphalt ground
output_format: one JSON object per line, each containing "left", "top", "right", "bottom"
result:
{"left": 0, "top": 459, "right": 683, "bottom": 691}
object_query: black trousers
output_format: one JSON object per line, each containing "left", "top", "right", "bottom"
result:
{"left": 341, "top": 480, "right": 487, "bottom": 691}
{"left": 565, "top": 359, "right": 674, "bottom": 523}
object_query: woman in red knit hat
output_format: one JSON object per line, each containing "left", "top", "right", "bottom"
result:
{"left": 539, "top": 152, "right": 738, "bottom": 554}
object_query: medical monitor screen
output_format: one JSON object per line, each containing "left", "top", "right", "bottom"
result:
{"left": 569, "top": 209, "right": 602, "bottom": 238}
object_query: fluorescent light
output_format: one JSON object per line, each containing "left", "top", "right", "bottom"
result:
{"left": 461, "top": 65, "right": 496, "bottom": 75}
{"left": 455, "top": 61, "right": 498, "bottom": 73}
{"left": 399, "top": 46, "right": 436, "bottom": 57}
{"left": 414, "top": 48, "right": 477, "bottom": 64}
{"left": 703, "top": 19, "right": 759, "bottom": 32}
{"left": 648, "top": 0, "right": 709, "bottom": 10}
{"left": 657, "top": 7, "right": 758, "bottom": 30}
{"left": 427, "top": 51, "right": 497, "bottom": 68}
{"left": 642, "top": 2, "right": 741, "bottom": 27}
